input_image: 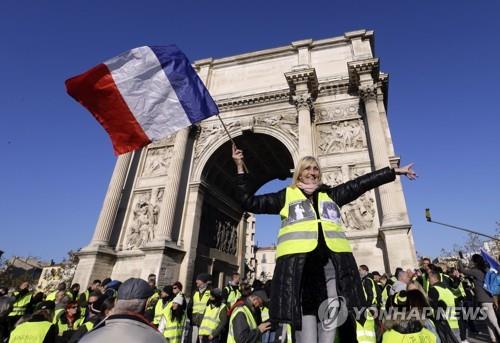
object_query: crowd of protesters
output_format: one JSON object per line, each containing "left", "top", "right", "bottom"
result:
{"left": 1, "top": 254, "right": 500, "bottom": 343}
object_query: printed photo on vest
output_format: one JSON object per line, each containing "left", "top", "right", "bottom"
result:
{"left": 320, "top": 201, "right": 341, "bottom": 223}
{"left": 286, "top": 200, "right": 315, "bottom": 225}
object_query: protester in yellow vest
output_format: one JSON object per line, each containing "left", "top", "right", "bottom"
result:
{"left": 232, "top": 148, "right": 418, "bottom": 341}
{"left": 227, "top": 289, "right": 270, "bottom": 343}
{"left": 188, "top": 273, "right": 211, "bottom": 343}
{"left": 223, "top": 273, "right": 242, "bottom": 308}
{"left": 54, "top": 301, "right": 84, "bottom": 341}
{"left": 78, "top": 279, "right": 101, "bottom": 318}
{"left": 153, "top": 286, "right": 174, "bottom": 326}
{"left": 7, "top": 281, "right": 33, "bottom": 331}
{"left": 158, "top": 292, "right": 186, "bottom": 343}
{"left": 46, "top": 282, "right": 73, "bottom": 302}
{"left": 67, "top": 293, "right": 107, "bottom": 343}
{"left": 199, "top": 288, "right": 228, "bottom": 343}
{"left": 9, "top": 301, "right": 57, "bottom": 343}
{"left": 382, "top": 290, "right": 438, "bottom": 343}
{"left": 428, "top": 269, "right": 460, "bottom": 341}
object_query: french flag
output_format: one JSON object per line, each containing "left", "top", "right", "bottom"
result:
{"left": 65, "top": 45, "right": 218, "bottom": 155}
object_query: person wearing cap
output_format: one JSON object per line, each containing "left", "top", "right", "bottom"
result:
{"left": 159, "top": 287, "right": 187, "bottom": 343}
{"left": 79, "top": 278, "right": 165, "bottom": 343}
{"left": 223, "top": 273, "right": 242, "bottom": 308}
{"left": 153, "top": 286, "right": 174, "bottom": 326}
{"left": 188, "top": 273, "right": 211, "bottom": 343}
{"left": 198, "top": 288, "right": 228, "bottom": 343}
{"left": 227, "top": 289, "right": 271, "bottom": 343}
{"left": 9, "top": 301, "right": 58, "bottom": 343}
{"left": 67, "top": 293, "right": 106, "bottom": 343}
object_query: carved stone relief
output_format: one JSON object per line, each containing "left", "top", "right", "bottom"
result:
{"left": 254, "top": 112, "right": 298, "bottom": 139}
{"left": 142, "top": 146, "right": 173, "bottom": 177}
{"left": 125, "top": 188, "right": 164, "bottom": 250}
{"left": 322, "top": 168, "right": 343, "bottom": 186}
{"left": 194, "top": 121, "right": 241, "bottom": 161}
{"left": 316, "top": 102, "right": 360, "bottom": 122}
{"left": 341, "top": 192, "right": 376, "bottom": 231}
{"left": 215, "top": 219, "right": 238, "bottom": 255}
{"left": 317, "top": 119, "right": 366, "bottom": 154}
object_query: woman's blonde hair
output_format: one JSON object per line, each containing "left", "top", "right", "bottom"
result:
{"left": 291, "top": 156, "right": 321, "bottom": 187}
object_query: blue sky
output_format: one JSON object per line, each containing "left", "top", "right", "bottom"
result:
{"left": 0, "top": 0, "right": 499, "bottom": 264}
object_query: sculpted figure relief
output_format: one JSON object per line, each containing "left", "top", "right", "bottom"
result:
{"left": 125, "top": 189, "right": 163, "bottom": 250}
{"left": 323, "top": 169, "right": 343, "bottom": 186}
{"left": 316, "top": 102, "right": 359, "bottom": 122}
{"left": 255, "top": 112, "right": 298, "bottom": 139}
{"left": 215, "top": 219, "right": 238, "bottom": 255}
{"left": 341, "top": 192, "right": 376, "bottom": 231}
{"left": 143, "top": 146, "right": 173, "bottom": 177}
{"left": 317, "top": 120, "right": 366, "bottom": 154}
{"left": 194, "top": 121, "right": 240, "bottom": 160}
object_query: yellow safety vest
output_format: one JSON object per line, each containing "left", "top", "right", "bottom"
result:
{"left": 8, "top": 292, "right": 32, "bottom": 317}
{"left": 228, "top": 305, "right": 258, "bottom": 343}
{"left": 46, "top": 290, "right": 73, "bottom": 302}
{"left": 162, "top": 302, "right": 185, "bottom": 343}
{"left": 199, "top": 303, "right": 227, "bottom": 336}
{"left": 80, "top": 289, "right": 89, "bottom": 317}
{"left": 146, "top": 291, "right": 160, "bottom": 311}
{"left": 432, "top": 285, "right": 459, "bottom": 329}
{"left": 382, "top": 327, "right": 437, "bottom": 342}
{"left": 192, "top": 290, "right": 211, "bottom": 315}
{"left": 277, "top": 187, "right": 351, "bottom": 258}
{"left": 362, "top": 277, "right": 379, "bottom": 306}
{"left": 356, "top": 312, "right": 376, "bottom": 343}
{"left": 261, "top": 306, "right": 269, "bottom": 322}
{"left": 153, "top": 299, "right": 171, "bottom": 325}
{"left": 55, "top": 316, "right": 84, "bottom": 336}
{"left": 83, "top": 320, "right": 94, "bottom": 332}
{"left": 225, "top": 285, "right": 242, "bottom": 307}
{"left": 52, "top": 308, "right": 64, "bottom": 324}
{"left": 9, "top": 321, "right": 53, "bottom": 343}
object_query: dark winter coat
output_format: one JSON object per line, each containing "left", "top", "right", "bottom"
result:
{"left": 234, "top": 167, "right": 396, "bottom": 334}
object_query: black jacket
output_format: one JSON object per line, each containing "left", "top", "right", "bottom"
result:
{"left": 234, "top": 167, "right": 396, "bottom": 334}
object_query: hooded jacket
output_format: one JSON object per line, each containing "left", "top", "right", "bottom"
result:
{"left": 234, "top": 167, "right": 396, "bottom": 335}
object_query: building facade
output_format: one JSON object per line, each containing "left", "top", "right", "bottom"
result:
{"left": 72, "top": 30, "right": 417, "bottom": 293}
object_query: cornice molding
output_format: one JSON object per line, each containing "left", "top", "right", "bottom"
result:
{"left": 285, "top": 66, "right": 319, "bottom": 99}
{"left": 347, "top": 58, "right": 380, "bottom": 88}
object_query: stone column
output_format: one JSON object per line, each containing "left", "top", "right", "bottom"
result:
{"left": 359, "top": 82, "right": 402, "bottom": 227}
{"left": 89, "top": 152, "right": 133, "bottom": 247}
{"left": 293, "top": 89, "right": 314, "bottom": 157}
{"left": 285, "top": 66, "right": 318, "bottom": 158}
{"left": 154, "top": 128, "right": 190, "bottom": 242}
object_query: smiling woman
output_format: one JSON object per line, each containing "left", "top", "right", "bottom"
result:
{"left": 232, "top": 145, "right": 416, "bottom": 342}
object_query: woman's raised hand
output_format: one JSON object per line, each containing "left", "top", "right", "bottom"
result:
{"left": 395, "top": 163, "right": 418, "bottom": 180}
{"left": 232, "top": 144, "right": 245, "bottom": 173}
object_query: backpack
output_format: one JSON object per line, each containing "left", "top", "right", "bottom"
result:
{"left": 483, "top": 270, "right": 500, "bottom": 296}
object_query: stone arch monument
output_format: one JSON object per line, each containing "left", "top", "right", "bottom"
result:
{"left": 73, "top": 30, "right": 417, "bottom": 293}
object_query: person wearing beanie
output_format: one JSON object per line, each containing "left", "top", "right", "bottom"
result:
{"left": 227, "top": 289, "right": 271, "bottom": 343}
{"left": 158, "top": 285, "right": 187, "bottom": 343}
{"left": 187, "top": 273, "right": 211, "bottom": 343}
{"left": 80, "top": 278, "right": 165, "bottom": 343}
{"left": 153, "top": 285, "right": 174, "bottom": 326}
{"left": 199, "top": 288, "right": 228, "bottom": 343}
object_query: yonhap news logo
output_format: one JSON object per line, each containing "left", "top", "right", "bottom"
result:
{"left": 318, "top": 296, "right": 348, "bottom": 331}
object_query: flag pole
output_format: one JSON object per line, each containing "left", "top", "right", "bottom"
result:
{"left": 216, "top": 114, "right": 249, "bottom": 173}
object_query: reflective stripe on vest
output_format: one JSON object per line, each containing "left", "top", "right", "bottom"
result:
{"left": 192, "top": 290, "right": 211, "bottom": 315}
{"left": 199, "top": 303, "right": 227, "bottom": 336}
{"left": 356, "top": 315, "right": 376, "bottom": 343}
{"left": 162, "top": 302, "right": 185, "bottom": 343}
{"left": 362, "top": 277, "right": 378, "bottom": 306}
{"left": 261, "top": 306, "right": 269, "bottom": 322}
{"left": 84, "top": 320, "right": 94, "bottom": 332}
{"left": 432, "top": 285, "right": 459, "bottom": 329}
{"left": 8, "top": 292, "right": 32, "bottom": 317}
{"left": 225, "top": 286, "right": 242, "bottom": 307}
{"left": 277, "top": 187, "right": 351, "bottom": 258}
{"left": 153, "top": 299, "right": 171, "bottom": 325}
{"left": 227, "top": 305, "right": 257, "bottom": 343}
{"left": 382, "top": 327, "right": 437, "bottom": 342}
{"left": 9, "top": 321, "right": 53, "bottom": 343}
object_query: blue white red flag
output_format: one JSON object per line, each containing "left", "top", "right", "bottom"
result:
{"left": 65, "top": 45, "right": 219, "bottom": 155}
{"left": 481, "top": 248, "right": 500, "bottom": 273}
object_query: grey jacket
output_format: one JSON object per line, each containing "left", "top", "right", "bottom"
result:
{"left": 459, "top": 265, "right": 493, "bottom": 303}
{"left": 79, "top": 313, "right": 165, "bottom": 343}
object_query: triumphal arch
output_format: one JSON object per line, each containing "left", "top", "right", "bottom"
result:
{"left": 73, "top": 30, "right": 417, "bottom": 293}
